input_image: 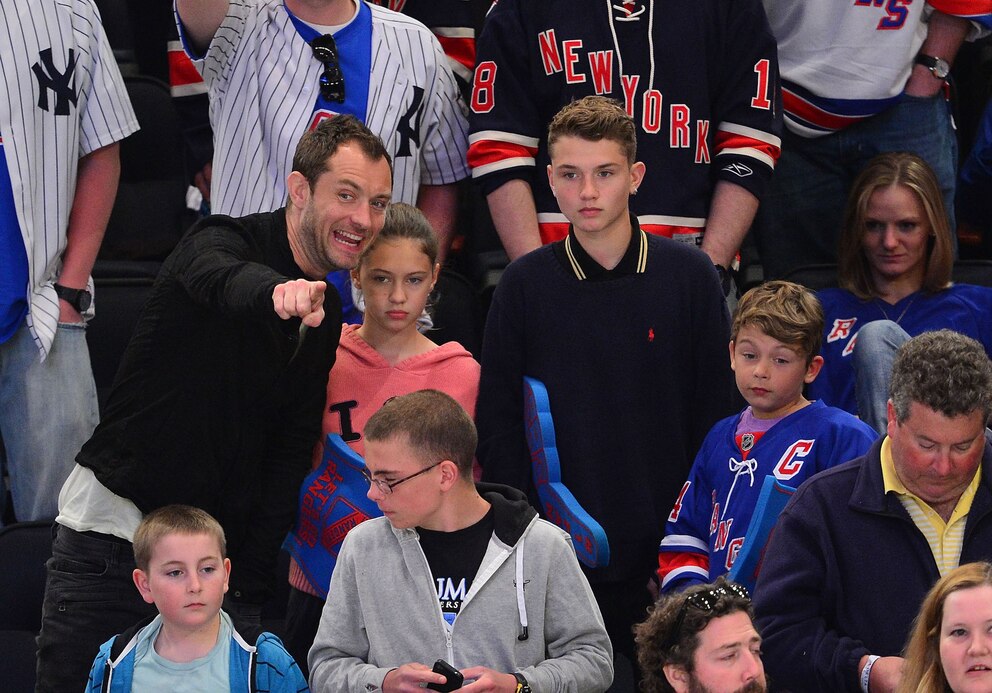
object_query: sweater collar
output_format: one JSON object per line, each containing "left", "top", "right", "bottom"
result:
{"left": 552, "top": 213, "right": 648, "bottom": 281}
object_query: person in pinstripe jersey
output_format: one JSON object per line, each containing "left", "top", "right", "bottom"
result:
{"left": 175, "top": 0, "right": 469, "bottom": 260}
{"left": 0, "top": 0, "right": 138, "bottom": 524}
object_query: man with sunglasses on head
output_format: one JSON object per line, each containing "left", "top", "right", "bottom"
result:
{"left": 634, "top": 577, "right": 766, "bottom": 693}
{"left": 174, "top": 0, "right": 468, "bottom": 260}
{"left": 308, "top": 389, "right": 614, "bottom": 693}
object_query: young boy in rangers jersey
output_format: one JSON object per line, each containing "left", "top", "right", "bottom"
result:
{"left": 658, "top": 281, "right": 877, "bottom": 592}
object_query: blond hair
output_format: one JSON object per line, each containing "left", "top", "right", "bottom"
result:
{"left": 899, "top": 562, "right": 992, "bottom": 693}
{"left": 133, "top": 504, "right": 226, "bottom": 571}
{"left": 838, "top": 152, "right": 953, "bottom": 300}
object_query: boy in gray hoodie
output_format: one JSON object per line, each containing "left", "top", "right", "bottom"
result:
{"left": 307, "top": 389, "right": 613, "bottom": 692}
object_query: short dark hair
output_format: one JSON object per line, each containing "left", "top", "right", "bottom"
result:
{"left": 548, "top": 95, "right": 637, "bottom": 164}
{"left": 732, "top": 281, "right": 824, "bottom": 364}
{"left": 291, "top": 115, "right": 393, "bottom": 190}
{"left": 133, "top": 505, "right": 226, "bottom": 571}
{"left": 364, "top": 390, "right": 477, "bottom": 477}
{"left": 634, "top": 577, "right": 755, "bottom": 693}
{"left": 838, "top": 152, "right": 953, "bottom": 300}
{"left": 890, "top": 330, "right": 992, "bottom": 424}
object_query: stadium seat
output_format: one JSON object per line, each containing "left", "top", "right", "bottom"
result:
{"left": 0, "top": 521, "right": 54, "bottom": 692}
{"left": 87, "top": 261, "right": 161, "bottom": 414}
{"left": 101, "top": 75, "right": 193, "bottom": 262}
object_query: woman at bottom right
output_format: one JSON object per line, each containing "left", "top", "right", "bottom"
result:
{"left": 900, "top": 561, "right": 992, "bottom": 693}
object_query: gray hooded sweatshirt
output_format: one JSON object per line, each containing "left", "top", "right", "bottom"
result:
{"left": 308, "top": 483, "right": 614, "bottom": 692}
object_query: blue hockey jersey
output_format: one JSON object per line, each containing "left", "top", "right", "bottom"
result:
{"left": 658, "top": 400, "right": 876, "bottom": 591}
{"left": 812, "top": 285, "right": 992, "bottom": 416}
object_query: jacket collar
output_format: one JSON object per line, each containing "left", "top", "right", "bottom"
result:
{"left": 851, "top": 434, "right": 992, "bottom": 525}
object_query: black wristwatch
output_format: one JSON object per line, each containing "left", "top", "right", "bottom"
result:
{"left": 53, "top": 283, "right": 92, "bottom": 313}
{"left": 915, "top": 53, "right": 950, "bottom": 80}
{"left": 513, "top": 673, "right": 532, "bottom": 693}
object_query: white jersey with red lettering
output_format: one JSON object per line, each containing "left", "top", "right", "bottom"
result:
{"left": 658, "top": 400, "right": 876, "bottom": 592}
{"left": 468, "top": 0, "right": 782, "bottom": 246}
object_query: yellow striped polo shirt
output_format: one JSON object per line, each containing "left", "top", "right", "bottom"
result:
{"left": 881, "top": 436, "right": 982, "bottom": 576}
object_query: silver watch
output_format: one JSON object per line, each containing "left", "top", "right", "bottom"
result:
{"left": 915, "top": 54, "right": 950, "bottom": 80}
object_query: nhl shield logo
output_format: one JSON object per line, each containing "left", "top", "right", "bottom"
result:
{"left": 741, "top": 433, "right": 755, "bottom": 452}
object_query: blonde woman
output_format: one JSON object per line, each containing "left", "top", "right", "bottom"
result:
{"left": 900, "top": 562, "right": 992, "bottom": 693}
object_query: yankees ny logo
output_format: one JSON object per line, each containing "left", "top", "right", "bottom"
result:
{"left": 395, "top": 86, "right": 425, "bottom": 157}
{"left": 32, "top": 48, "right": 78, "bottom": 116}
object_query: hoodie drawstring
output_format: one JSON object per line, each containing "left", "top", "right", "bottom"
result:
{"left": 515, "top": 536, "right": 529, "bottom": 641}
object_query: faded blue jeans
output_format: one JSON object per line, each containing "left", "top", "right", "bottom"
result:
{"left": 754, "top": 93, "right": 958, "bottom": 280}
{"left": 0, "top": 321, "right": 99, "bottom": 522}
{"left": 852, "top": 320, "right": 910, "bottom": 435}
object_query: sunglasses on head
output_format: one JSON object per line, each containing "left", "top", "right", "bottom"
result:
{"left": 663, "top": 582, "right": 752, "bottom": 652}
{"left": 310, "top": 34, "right": 345, "bottom": 103}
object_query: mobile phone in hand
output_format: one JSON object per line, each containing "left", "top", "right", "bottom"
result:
{"left": 426, "top": 659, "right": 464, "bottom": 692}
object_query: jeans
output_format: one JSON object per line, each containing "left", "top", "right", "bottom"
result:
{"left": 753, "top": 93, "right": 958, "bottom": 280}
{"left": 852, "top": 320, "right": 910, "bottom": 435}
{"left": 35, "top": 525, "right": 154, "bottom": 693}
{"left": 0, "top": 322, "right": 99, "bottom": 523}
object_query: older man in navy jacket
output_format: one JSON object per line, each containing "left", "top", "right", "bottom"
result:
{"left": 754, "top": 330, "right": 992, "bottom": 693}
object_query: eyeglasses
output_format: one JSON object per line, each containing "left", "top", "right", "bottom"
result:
{"left": 310, "top": 34, "right": 345, "bottom": 103}
{"left": 663, "top": 582, "right": 752, "bottom": 652}
{"left": 360, "top": 461, "right": 441, "bottom": 495}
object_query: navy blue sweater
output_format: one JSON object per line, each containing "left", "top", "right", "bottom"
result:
{"left": 477, "top": 233, "right": 737, "bottom": 583}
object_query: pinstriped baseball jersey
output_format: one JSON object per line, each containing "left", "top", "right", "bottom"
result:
{"left": 369, "top": 0, "right": 490, "bottom": 97}
{"left": 0, "top": 0, "right": 138, "bottom": 358}
{"left": 180, "top": 0, "right": 469, "bottom": 218}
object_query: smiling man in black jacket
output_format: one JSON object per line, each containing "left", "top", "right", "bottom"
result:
{"left": 35, "top": 115, "right": 393, "bottom": 693}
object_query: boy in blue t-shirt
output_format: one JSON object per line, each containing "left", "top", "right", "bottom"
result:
{"left": 658, "top": 281, "right": 877, "bottom": 592}
{"left": 86, "top": 505, "right": 308, "bottom": 692}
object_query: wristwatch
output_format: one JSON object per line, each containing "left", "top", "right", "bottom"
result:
{"left": 513, "top": 673, "right": 532, "bottom": 693}
{"left": 53, "top": 283, "right": 92, "bottom": 313}
{"left": 915, "top": 53, "right": 950, "bottom": 80}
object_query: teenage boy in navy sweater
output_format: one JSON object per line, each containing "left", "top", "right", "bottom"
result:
{"left": 476, "top": 95, "right": 738, "bottom": 683}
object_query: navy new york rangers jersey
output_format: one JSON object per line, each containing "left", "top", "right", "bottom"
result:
{"left": 468, "top": 0, "right": 783, "bottom": 245}
{"left": 658, "top": 400, "right": 876, "bottom": 591}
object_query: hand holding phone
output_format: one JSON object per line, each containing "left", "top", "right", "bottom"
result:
{"left": 426, "top": 659, "right": 464, "bottom": 692}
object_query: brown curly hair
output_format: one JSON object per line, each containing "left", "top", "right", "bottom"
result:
{"left": 634, "top": 577, "right": 755, "bottom": 692}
